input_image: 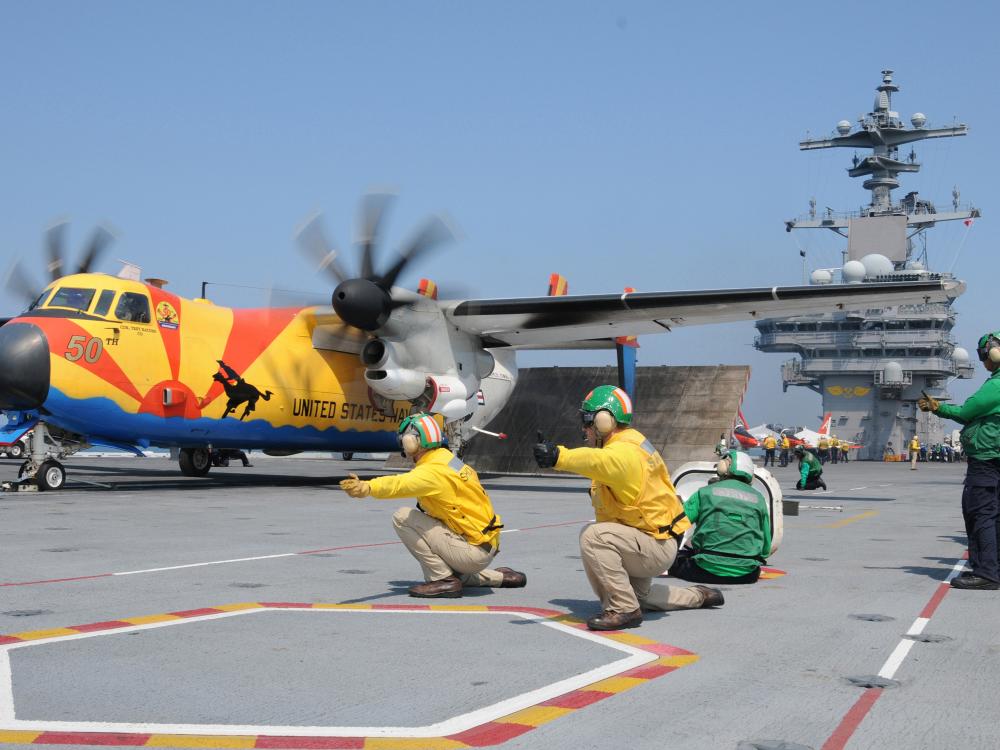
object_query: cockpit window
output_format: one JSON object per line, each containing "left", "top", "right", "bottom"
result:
{"left": 27, "top": 289, "right": 53, "bottom": 311}
{"left": 48, "top": 287, "right": 96, "bottom": 312}
{"left": 94, "top": 290, "right": 115, "bottom": 317}
{"left": 114, "top": 292, "right": 151, "bottom": 323}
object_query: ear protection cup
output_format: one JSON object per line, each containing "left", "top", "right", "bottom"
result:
{"left": 989, "top": 347, "right": 1000, "bottom": 364}
{"left": 593, "top": 410, "right": 616, "bottom": 436}
{"left": 401, "top": 433, "right": 420, "bottom": 456}
{"left": 716, "top": 457, "right": 731, "bottom": 477}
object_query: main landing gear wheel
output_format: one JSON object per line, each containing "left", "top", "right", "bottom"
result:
{"left": 179, "top": 447, "right": 212, "bottom": 477}
{"left": 8, "top": 442, "right": 24, "bottom": 459}
{"left": 341, "top": 452, "right": 354, "bottom": 461}
{"left": 37, "top": 460, "right": 66, "bottom": 491}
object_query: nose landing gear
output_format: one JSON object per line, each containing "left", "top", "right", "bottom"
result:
{"left": 8, "top": 422, "right": 83, "bottom": 492}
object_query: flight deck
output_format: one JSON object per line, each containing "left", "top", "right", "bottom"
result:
{"left": 0, "top": 456, "right": 992, "bottom": 750}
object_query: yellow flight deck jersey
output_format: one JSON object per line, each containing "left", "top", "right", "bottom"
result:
{"left": 554, "top": 428, "right": 690, "bottom": 541}
{"left": 763, "top": 436, "right": 777, "bottom": 450}
{"left": 368, "top": 448, "right": 502, "bottom": 548}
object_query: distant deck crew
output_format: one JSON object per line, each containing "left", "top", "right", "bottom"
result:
{"left": 339, "top": 413, "right": 526, "bottom": 598}
{"left": 909, "top": 435, "right": 921, "bottom": 470}
{"left": 533, "top": 385, "right": 723, "bottom": 631}
{"left": 779, "top": 434, "right": 791, "bottom": 467}
{"left": 919, "top": 331, "right": 1000, "bottom": 591}
{"left": 794, "top": 444, "right": 826, "bottom": 491}
{"left": 762, "top": 434, "right": 777, "bottom": 467}
{"left": 670, "top": 450, "right": 771, "bottom": 585}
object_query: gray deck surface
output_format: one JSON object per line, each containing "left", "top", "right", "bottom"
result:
{"left": 0, "top": 455, "right": 995, "bottom": 749}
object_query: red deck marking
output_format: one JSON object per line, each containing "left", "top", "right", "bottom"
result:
{"left": 539, "top": 690, "right": 612, "bottom": 709}
{"left": 68, "top": 621, "right": 132, "bottom": 633}
{"left": 168, "top": 608, "right": 225, "bottom": 618}
{"left": 0, "top": 574, "right": 112, "bottom": 587}
{"left": 32, "top": 732, "right": 151, "bottom": 746}
{"left": 447, "top": 721, "right": 533, "bottom": 747}
{"left": 255, "top": 736, "right": 365, "bottom": 749}
{"left": 621, "top": 663, "right": 676, "bottom": 679}
{"left": 918, "top": 583, "right": 951, "bottom": 619}
{"left": 298, "top": 541, "right": 401, "bottom": 555}
{"left": 0, "top": 636, "right": 22, "bottom": 645}
{"left": 820, "top": 688, "right": 883, "bottom": 750}
{"left": 637, "top": 642, "right": 693, "bottom": 656}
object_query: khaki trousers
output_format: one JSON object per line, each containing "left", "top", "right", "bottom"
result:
{"left": 580, "top": 522, "right": 707, "bottom": 614}
{"left": 392, "top": 507, "right": 504, "bottom": 586}
{"left": 911, "top": 450, "right": 919, "bottom": 469}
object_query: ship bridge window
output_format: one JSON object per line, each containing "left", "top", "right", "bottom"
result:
{"left": 47, "top": 287, "right": 96, "bottom": 312}
{"left": 819, "top": 323, "right": 838, "bottom": 331}
{"left": 114, "top": 292, "right": 152, "bottom": 323}
{"left": 94, "top": 290, "right": 115, "bottom": 317}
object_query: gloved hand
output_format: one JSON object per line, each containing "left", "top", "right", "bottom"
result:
{"left": 918, "top": 395, "right": 940, "bottom": 413}
{"left": 533, "top": 431, "right": 559, "bottom": 468}
{"left": 339, "top": 473, "right": 371, "bottom": 498}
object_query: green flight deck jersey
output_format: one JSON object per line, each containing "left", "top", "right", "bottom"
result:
{"left": 935, "top": 369, "right": 1000, "bottom": 460}
{"left": 798, "top": 450, "right": 822, "bottom": 484}
{"left": 682, "top": 478, "right": 771, "bottom": 578}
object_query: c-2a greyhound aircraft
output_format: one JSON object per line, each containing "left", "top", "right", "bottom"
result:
{"left": 0, "top": 197, "right": 962, "bottom": 490}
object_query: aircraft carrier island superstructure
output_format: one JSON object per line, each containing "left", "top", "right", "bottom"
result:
{"left": 755, "top": 70, "right": 979, "bottom": 460}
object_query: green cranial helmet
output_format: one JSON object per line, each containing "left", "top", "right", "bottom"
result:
{"left": 976, "top": 331, "right": 1000, "bottom": 362}
{"left": 580, "top": 385, "right": 633, "bottom": 425}
{"left": 397, "top": 413, "right": 444, "bottom": 449}
{"left": 718, "top": 449, "right": 755, "bottom": 483}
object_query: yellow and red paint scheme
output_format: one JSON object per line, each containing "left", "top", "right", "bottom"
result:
{"left": 12, "top": 274, "right": 407, "bottom": 452}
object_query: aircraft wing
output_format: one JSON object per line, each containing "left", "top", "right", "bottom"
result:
{"left": 444, "top": 279, "right": 963, "bottom": 347}
{"left": 748, "top": 424, "right": 778, "bottom": 441}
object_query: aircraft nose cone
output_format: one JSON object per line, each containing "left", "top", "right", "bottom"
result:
{"left": 0, "top": 322, "right": 51, "bottom": 410}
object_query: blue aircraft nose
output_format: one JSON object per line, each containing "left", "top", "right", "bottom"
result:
{"left": 0, "top": 322, "right": 51, "bottom": 410}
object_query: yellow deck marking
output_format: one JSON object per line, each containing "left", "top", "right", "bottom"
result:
{"left": 0, "top": 732, "right": 41, "bottom": 744}
{"left": 365, "top": 738, "right": 468, "bottom": 749}
{"left": 10, "top": 628, "right": 78, "bottom": 641}
{"left": 122, "top": 614, "right": 183, "bottom": 625}
{"left": 658, "top": 654, "right": 700, "bottom": 667}
{"left": 603, "top": 632, "right": 655, "bottom": 646}
{"left": 146, "top": 735, "right": 256, "bottom": 748}
{"left": 585, "top": 675, "right": 646, "bottom": 693}
{"left": 213, "top": 603, "right": 261, "bottom": 612}
{"left": 495, "top": 705, "right": 574, "bottom": 726}
{"left": 822, "top": 510, "right": 878, "bottom": 528}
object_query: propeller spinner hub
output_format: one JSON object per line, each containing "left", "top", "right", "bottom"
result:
{"left": 332, "top": 278, "right": 391, "bottom": 331}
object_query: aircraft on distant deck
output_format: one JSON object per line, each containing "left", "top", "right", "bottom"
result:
{"left": 0, "top": 196, "right": 958, "bottom": 489}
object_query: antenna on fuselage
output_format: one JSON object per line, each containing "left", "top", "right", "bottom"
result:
{"left": 116, "top": 260, "right": 141, "bottom": 280}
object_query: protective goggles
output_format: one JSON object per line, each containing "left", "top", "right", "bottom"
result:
{"left": 580, "top": 411, "right": 597, "bottom": 427}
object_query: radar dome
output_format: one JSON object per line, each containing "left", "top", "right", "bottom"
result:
{"left": 810, "top": 269, "right": 833, "bottom": 285}
{"left": 953, "top": 347, "right": 970, "bottom": 367}
{"left": 836, "top": 120, "right": 852, "bottom": 135}
{"left": 911, "top": 112, "right": 927, "bottom": 128}
{"left": 860, "top": 253, "right": 894, "bottom": 278}
{"left": 883, "top": 361, "right": 904, "bottom": 384}
{"left": 904, "top": 259, "right": 925, "bottom": 271}
{"left": 842, "top": 260, "right": 866, "bottom": 284}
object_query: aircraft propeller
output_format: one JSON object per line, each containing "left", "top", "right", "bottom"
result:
{"left": 4, "top": 221, "right": 115, "bottom": 306}
{"left": 295, "top": 194, "right": 455, "bottom": 332}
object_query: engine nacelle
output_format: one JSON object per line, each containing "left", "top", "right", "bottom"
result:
{"left": 426, "top": 375, "right": 471, "bottom": 420}
{"left": 361, "top": 339, "right": 426, "bottom": 400}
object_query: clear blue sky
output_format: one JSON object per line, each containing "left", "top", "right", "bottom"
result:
{"left": 2, "top": 1, "right": 997, "bottom": 427}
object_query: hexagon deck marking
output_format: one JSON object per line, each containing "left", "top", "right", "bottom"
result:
{"left": 0, "top": 603, "right": 697, "bottom": 748}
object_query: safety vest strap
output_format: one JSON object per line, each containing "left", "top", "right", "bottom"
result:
{"left": 658, "top": 511, "right": 688, "bottom": 541}
{"left": 482, "top": 514, "right": 504, "bottom": 534}
{"left": 695, "top": 547, "right": 767, "bottom": 565}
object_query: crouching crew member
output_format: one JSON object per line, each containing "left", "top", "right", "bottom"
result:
{"left": 669, "top": 450, "right": 771, "bottom": 584}
{"left": 339, "top": 413, "right": 526, "bottom": 598}
{"left": 795, "top": 445, "right": 827, "bottom": 490}
{"left": 533, "top": 385, "right": 723, "bottom": 631}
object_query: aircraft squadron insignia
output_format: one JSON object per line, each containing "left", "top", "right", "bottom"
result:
{"left": 213, "top": 360, "right": 273, "bottom": 420}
